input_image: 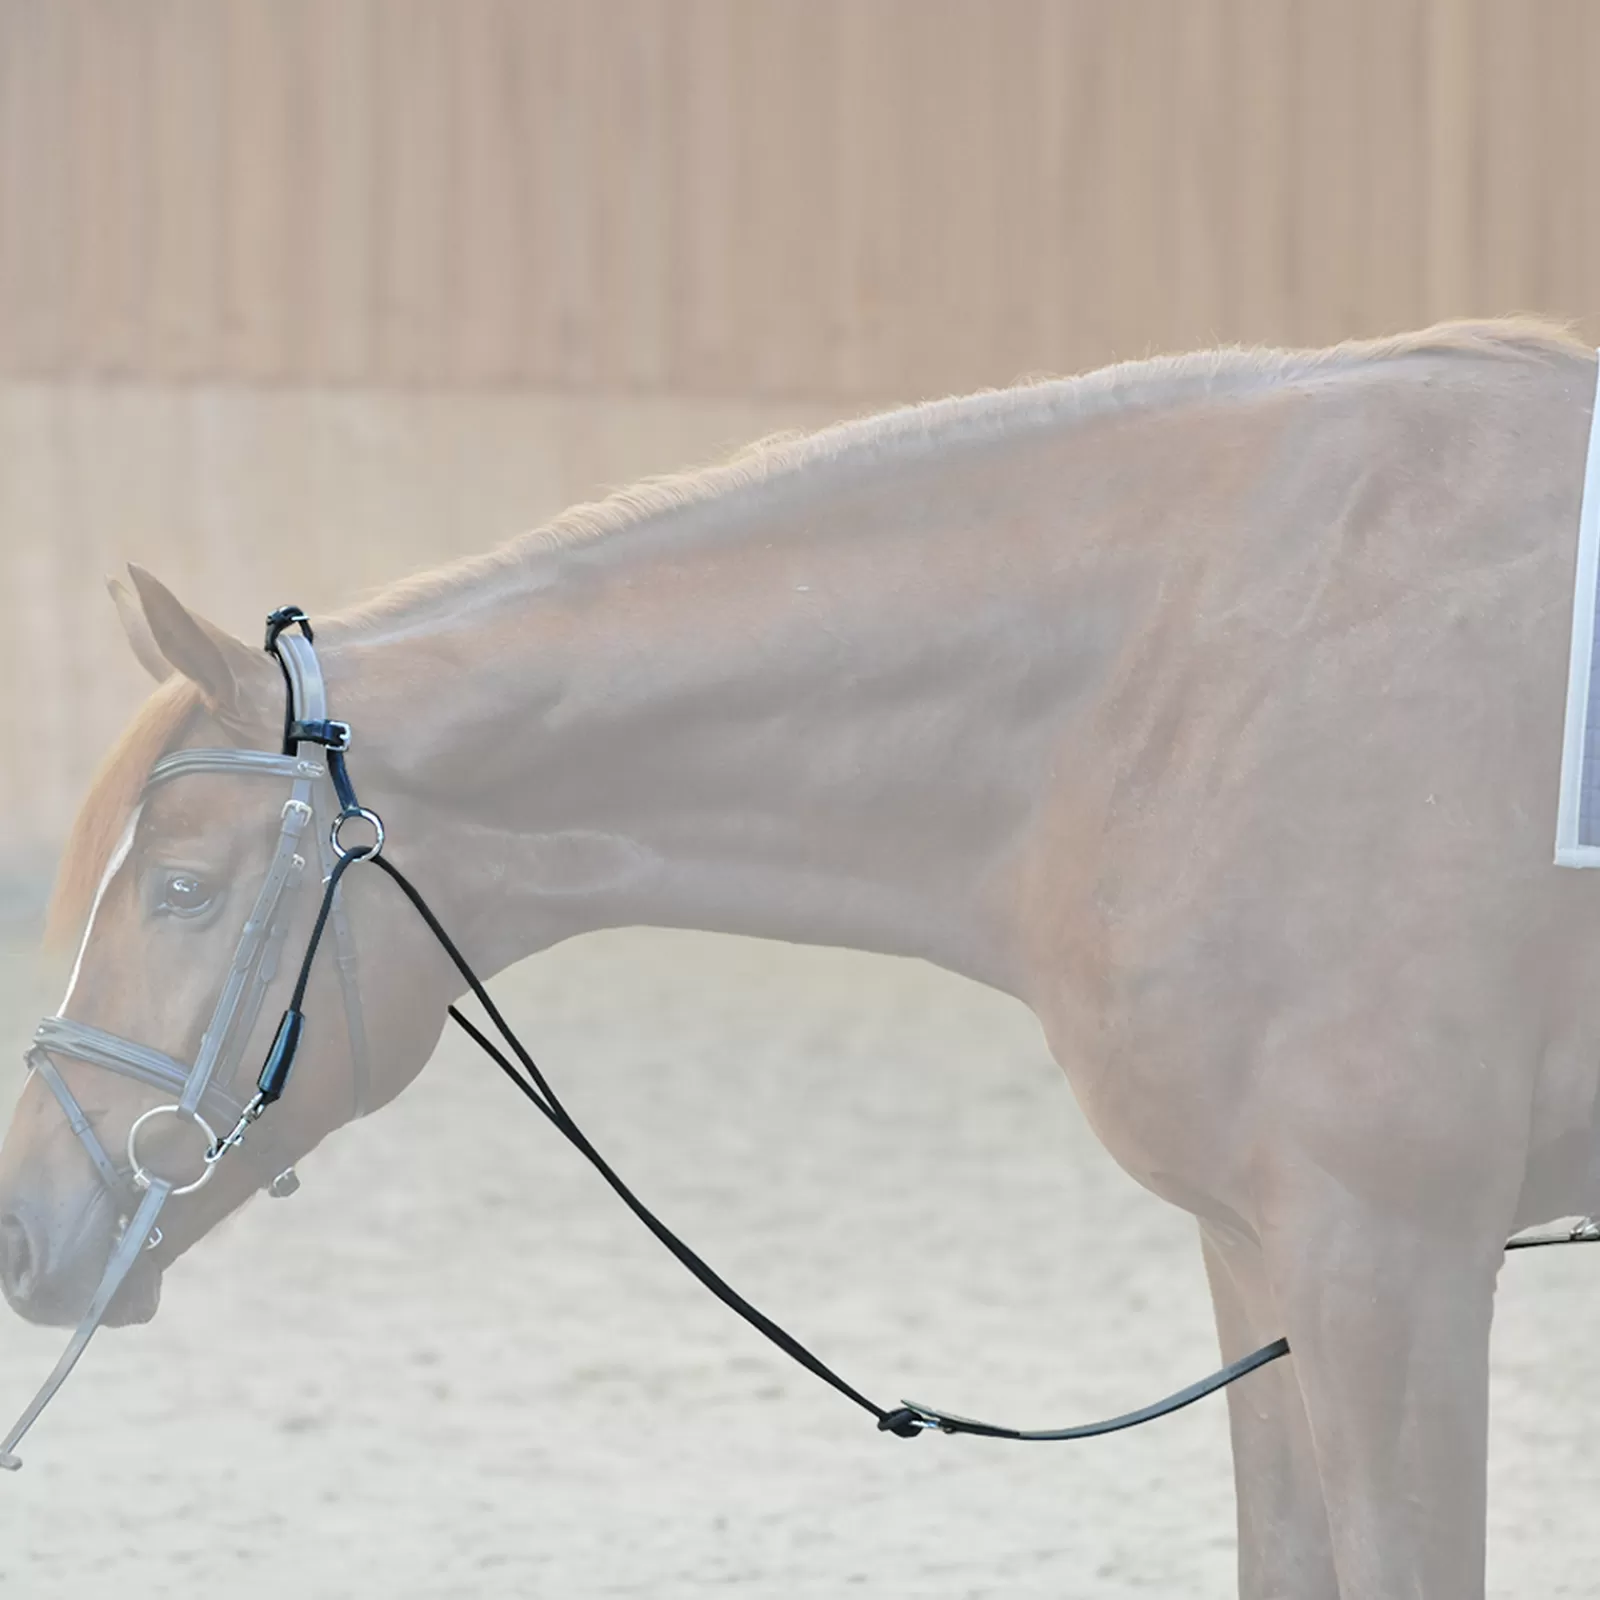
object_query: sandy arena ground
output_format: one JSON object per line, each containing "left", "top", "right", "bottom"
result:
{"left": 2, "top": 925, "right": 1599, "bottom": 1598}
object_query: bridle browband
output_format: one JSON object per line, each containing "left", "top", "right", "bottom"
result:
{"left": 6, "top": 606, "right": 1599, "bottom": 1471}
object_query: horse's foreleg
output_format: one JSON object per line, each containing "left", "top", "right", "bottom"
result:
{"left": 1201, "top": 1220, "right": 1338, "bottom": 1600}
{"left": 1259, "top": 1183, "right": 1502, "bottom": 1600}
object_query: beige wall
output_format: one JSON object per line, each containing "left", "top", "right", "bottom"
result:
{"left": 3, "top": 0, "right": 1600, "bottom": 399}
{"left": 0, "top": 383, "right": 845, "bottom": 881}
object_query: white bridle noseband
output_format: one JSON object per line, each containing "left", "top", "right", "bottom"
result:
{"left": 2, "top": 611, "right": 373, "bottom": 1469}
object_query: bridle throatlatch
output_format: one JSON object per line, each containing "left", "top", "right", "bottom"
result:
{"left": 6, "top": 609, "right": 1600, "bottom": 1470}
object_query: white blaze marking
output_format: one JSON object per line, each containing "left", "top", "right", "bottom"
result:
{"left": 59, "top": 805, "right": 143, "bottom": 1015}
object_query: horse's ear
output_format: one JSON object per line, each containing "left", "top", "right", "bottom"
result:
{"left": 125, "top": 566, "right": 278, "bottom": 729}
{"left": 108, "top": 574, "right": 174, "bottom": 684}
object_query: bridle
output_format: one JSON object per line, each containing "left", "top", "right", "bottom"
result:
{"left": 6, "top": 605, "right": 1599, "bottom": 1472}
{"left": 2, "top": 607, "right": 376, "bottom": 1467}
{"left": 34, "top": 613, "right": 374, "bottom": 1199}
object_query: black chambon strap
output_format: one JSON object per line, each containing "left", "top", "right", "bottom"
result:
{"left": 332, "top": 853, "right": 1295, "bottom": 1441}
{"left": 262, "top": 611, "right": 1600, "bottom": 1445}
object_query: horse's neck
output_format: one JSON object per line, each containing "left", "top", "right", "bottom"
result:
{"left": 332, "top": 433, "right": 1132, "bottom": 994}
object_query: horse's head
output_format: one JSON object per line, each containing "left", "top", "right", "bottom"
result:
{"left": 0, "top": 571, "right": 451, "bottom": 1328}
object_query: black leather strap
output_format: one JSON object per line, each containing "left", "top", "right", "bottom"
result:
{"left": 264, "top": 606, "right": 313, "bottom": 650}
{"left": 889, "top": 1337, "right": 1293, "bottom": 1440}
{"left": 285, "top": 722, "right": 362, "bottom": 814}
{"left": 266, "top": 607, "right": 313, "bottom": 755}
{"left": 287, "top": 719, "right": 351, "bottom": 752}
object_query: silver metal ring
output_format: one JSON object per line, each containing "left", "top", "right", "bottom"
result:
{"left": 127, "top": 1105, "right": 220, "bottom": 1197}
{"left": 331, "top": 807, "right": 385, "bottom": 861}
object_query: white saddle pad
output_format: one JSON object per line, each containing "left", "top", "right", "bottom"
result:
{"left": 1556, "top": 354, "right": 1600, "bottom": 867}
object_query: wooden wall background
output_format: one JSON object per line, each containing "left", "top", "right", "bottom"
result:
{"left": 3, "top": 0, "right": 1600, "bottom": 885}
{"left": 5, "top": 0, "right": 1600, "bottom": 395}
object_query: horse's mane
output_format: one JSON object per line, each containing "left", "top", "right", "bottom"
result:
{"left": 340, "top": 317, "right": 1588, "bottom": 632}
{"left": 48, "top": 676, "right": 200, "bottom": 951}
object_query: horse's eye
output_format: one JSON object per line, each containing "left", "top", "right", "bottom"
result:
{"left": 160, "top": 873, "right": 215, "bottom": 918}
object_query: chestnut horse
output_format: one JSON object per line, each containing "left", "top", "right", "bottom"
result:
{"left": 4, "top": 321, "right": 1599, "bottom": 1597}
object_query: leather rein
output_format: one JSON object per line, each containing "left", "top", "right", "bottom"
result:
{"left": 5, "top": 606, "right": 1597, "bottom": 1469}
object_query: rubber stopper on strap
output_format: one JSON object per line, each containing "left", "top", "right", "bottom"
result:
{"left": 257, "top": 1010, "right": 305, "bottom": 1104}
{"left": 876, "top": 1408, "right": 927, "bottom": 1438}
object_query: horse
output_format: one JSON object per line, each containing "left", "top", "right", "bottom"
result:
{"left": 3, "top": 319, "right": 1598, "bottom": 1597}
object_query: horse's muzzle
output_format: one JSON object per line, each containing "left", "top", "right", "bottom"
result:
{"left": 0, "top": 1191, "right": 161, "bottom": 1328}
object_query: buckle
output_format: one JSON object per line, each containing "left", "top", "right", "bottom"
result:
{"left": 288, "top": 719, "right": 352, "bottom": 752}
{"left": 264, "top": 606, "right": 313, "bottom": 651}
{"left": 267, "top": 1167, "right": 301, "bottom": 1199}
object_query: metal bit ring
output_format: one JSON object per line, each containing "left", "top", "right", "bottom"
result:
{"left": 126, "top": 1105, "right": 220, "bottom": 1196}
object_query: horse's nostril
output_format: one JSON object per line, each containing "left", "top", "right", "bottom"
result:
{"left": 0, "top": 1212, "right": 40, "bottom": 1302}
